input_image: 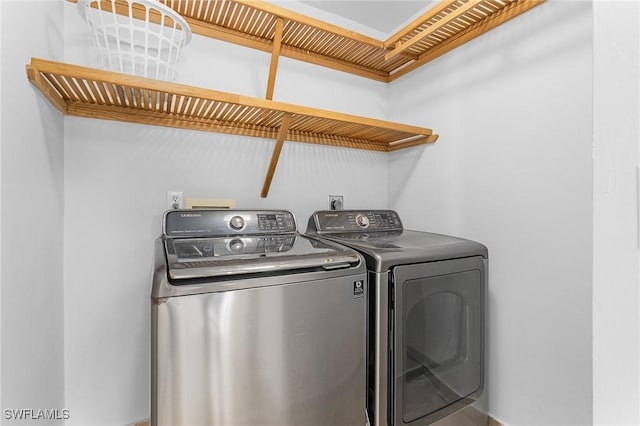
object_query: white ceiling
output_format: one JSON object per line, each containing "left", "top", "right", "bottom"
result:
{"left": 297, "top": 1, "right": 435, "bottom": 35}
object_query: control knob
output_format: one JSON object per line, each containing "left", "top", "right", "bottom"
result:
{"left": 355, "top": 214, "right": 370, "bottom": 228}
{"left": 229, "top": 215, "right": 245, "bottom": 230}
{"left": 228, "top": 239, "right": 245, "bottom": 253}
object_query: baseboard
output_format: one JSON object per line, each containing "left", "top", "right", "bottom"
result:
{"left": 132, "top": 416, "right": 501, "bottom": 426}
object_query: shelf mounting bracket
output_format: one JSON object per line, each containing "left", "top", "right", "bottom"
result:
{"left": 261, "top": 112, "right": 293, "bottom": 198}
{"left": 266, "top": 18, "right": 285, "bottom": 100}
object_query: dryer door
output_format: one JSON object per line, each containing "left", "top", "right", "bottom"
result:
{"left": 391, "top": 256, "right": 485, "bottom": 426}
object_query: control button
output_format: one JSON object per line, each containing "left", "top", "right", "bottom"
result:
{"left": 229, "top": 215, "right": 245, "bottom": 230}
{"left": 355, "top": 214, "right": 370, "bottom": 228}
{"left": 229, "top": 239, "right": 244, "bottom": 253}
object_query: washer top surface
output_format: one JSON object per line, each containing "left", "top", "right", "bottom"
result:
{"left": 306, "top": 210, "right": 488, "bottom": 272}
{"left": 163, "top": 209, "right": 361, "bottom": 280}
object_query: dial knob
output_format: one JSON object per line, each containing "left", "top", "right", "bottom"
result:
{"left": 229, "top": 215, "right": 245, "bottom": 230}
{"left": 355, "top": 214, "right": 370, "bottom": 228}
{"left": 228, "top": 238, "right": 245, "bottom": 253}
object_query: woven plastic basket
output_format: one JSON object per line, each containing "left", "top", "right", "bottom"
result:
{"left": 77, "top": 0, "right": 192, "bottom": 81}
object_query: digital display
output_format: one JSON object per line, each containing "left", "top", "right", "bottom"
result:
{"left": 258, "top": 213, "right": 288, "bottom": 231}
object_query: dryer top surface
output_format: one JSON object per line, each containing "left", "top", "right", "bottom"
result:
{"left": 306, "top": 210, "right": 488, "bottom": 272}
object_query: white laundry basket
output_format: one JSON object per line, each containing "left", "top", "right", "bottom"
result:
{"left": 77, "top": 0, "right": 192, "bottom": 81}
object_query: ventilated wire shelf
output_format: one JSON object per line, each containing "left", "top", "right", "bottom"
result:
{"left": 26, "top": 58, "right": 438, "bottom": 195}
{"left": 156, "top": 0, "right": 546, "bottom": 81}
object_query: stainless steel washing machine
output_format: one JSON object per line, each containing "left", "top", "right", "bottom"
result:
{"left": 151, "top": 209, "right": 368, "bottom": 426}
{"left": 306, "top": 210, "right": 488, "bottom": 426}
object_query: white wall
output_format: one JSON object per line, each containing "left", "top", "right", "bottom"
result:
{"left": 0, "top": 0, "right": 4, "bottom": 417}
{"left": 62, "top": 2, "right": 389, "bottom": 424}
{"left": 6, "top": 1, "right": 639, "bottom": 425}
{"left": 388, "top": 2, "right": 593, "bottom": 425}
{"left": 592, "top": 2, "right": 640, "bottom": 425}
{"left": 1, "top": 0, "right": 65, "bottom": 423}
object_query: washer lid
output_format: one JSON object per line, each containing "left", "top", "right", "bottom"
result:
{"left": 165, "top": 234, "right": 360, "bottom": 280}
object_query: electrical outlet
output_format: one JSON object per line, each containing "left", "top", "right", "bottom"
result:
{"left": 167, "top": 191, "right": 184, "bottom": 209}
{"left": 329, "top": 195, "right": 343, "bottom": 210}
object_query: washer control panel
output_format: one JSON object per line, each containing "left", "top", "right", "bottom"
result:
{"left": 165, "top": 209, "right": 296, "bottom": 237}
{"left": 311, "top": 210, "right": 403, "bottom": 233}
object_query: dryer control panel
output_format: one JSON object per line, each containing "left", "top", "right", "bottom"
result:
{"left": 310, "top": 210, "right": 403, "bottom": 234}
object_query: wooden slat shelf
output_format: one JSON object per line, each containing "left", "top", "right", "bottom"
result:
{"left": 26, "top": 58, "right": 438, "bottom": 197}
{"left": 155, "top": 0, "right": 546, "bottom": 82}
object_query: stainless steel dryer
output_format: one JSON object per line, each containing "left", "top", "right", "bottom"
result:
{"left": 306, "top": 210, "right": 488, "bottom": 426}
{"left": 152, "top": 209, "right": 368, "bottom": 426}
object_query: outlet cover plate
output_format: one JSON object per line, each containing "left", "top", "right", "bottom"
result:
{"left": 329, "top": 195, "right": 343, "bottom": 210}
{"left": 167, "top": 191, "right": 184, "bottom": 209}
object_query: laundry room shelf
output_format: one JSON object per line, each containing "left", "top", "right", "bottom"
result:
{"left": 157, "top": 0, "right": 547, "bottom": 82}
{"left": 67, "top": 0, "right": 546, "bottom": 83}
{"left": 26, "top": 58, "right": 438, "bottom": 196}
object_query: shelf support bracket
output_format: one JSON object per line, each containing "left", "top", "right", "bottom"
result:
{"left": 261, "top": 112, "right": 293, "bottom": 198}
{"left": 266, "top": 18, "right": 285, "bottom": 100}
